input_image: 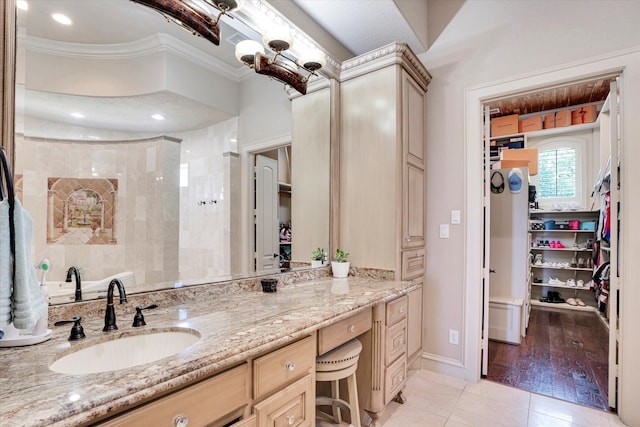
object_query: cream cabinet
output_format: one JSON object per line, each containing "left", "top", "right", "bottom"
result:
{"left": 97, "top": 363, "right": 250, "bottom": 427}
{"left": 406, "top": 285, "right": 423, "bottom": 366}
{"left": 252, "top": 335, "right": 316, "bottom": 427}
{"left": 339, "top": 44, "right": 430, "bottom": 282}
{"left": 340, "top": 45, "right": 429, "bottom": 419}
{"left": 357, "top": 295, "right": 409, "bottom": 416}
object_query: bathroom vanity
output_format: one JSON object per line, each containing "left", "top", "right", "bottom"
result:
{"left": 0, "top": 272, "right": 421, "bottom": 426}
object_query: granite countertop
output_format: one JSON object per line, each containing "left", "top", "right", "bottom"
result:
{"left": 0, "top": 275, "right": 420, "bottom": 426}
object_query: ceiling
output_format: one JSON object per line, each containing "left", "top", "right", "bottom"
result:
{"left": 487, "top": 78, "right": 613, "bottom": 118}
{"left": 19, "top": 0, "right": 609, "bottom": 136}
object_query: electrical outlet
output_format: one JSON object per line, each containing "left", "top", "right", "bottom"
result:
{"left": 449, "top": 329, "right": 459, "bottom": 345}
{"left": 439, "top": 224, "right": 449, "bottom": 239}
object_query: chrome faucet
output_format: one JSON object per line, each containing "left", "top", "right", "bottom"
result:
{"left": 103, "top": 279, "right": 128, "bottom": 331}
{"left": 65, "top": 266, "right": 82, "bottom": 302}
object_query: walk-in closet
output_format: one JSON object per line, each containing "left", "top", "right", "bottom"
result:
{"left": 482, "top": 75, "right": 621, "bottom": 412}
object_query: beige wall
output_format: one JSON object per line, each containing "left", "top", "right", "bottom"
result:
{"left": 419, "top": 1, "right": 640, "bottom": 424}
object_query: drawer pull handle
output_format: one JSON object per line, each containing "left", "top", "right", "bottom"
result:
{"left": 400, "top": 307, "right": 405, "bottom": 313}
{"left": 175, "top": 416, "right": 189, "bottom": 427}
{"left": 285, "top": 362, "right": 296, "bottom": 371}
{"left": 348, "top": 325, "right": 355, "bottom": 333}
{"left": 286, "top": 415, "right": 295, "bottom": 425}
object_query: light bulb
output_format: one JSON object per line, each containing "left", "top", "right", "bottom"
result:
{"left": 298, "top": 49, "right": 326, "bottom": 72}
{"left": 235, "top": 40, "right": 264, "bottom": 65}
{"left": 262, "top": 27, "right": 293, "bottom": 52}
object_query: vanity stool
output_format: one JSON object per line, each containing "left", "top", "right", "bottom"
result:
{"left": 316, "top": 338, "right": 363, "bottom": 427}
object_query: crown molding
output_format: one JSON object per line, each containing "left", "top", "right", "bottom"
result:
{"left": 22, "top": 32, "right": 244, "bottom": 82}
{"left": 340, "top": 43, "right": 432, "bottom": 90}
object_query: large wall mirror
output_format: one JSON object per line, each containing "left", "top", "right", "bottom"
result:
{"left": 8, "top": 0, "right": 332, "bottom": 305}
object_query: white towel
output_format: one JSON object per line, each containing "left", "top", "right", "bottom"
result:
{"left": 0, "top": 198, "right": 12, "bottom": 327}
{"left": 10, "top": 198, "right": 47, "bottom": 330}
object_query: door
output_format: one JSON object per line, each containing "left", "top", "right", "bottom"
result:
{"left": 255, "top": 154, "right": 279, "bottom": 272}
{"left": 481, "top": 105, "right": 492, "bottom": 376}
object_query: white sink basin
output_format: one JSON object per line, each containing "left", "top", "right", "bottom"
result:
{"left": 49, "top": 329, "right": 200, "bottom": 375}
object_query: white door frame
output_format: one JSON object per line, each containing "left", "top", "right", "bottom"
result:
{"left": 241, "top": 135, "right": 291, "bottom": 273}
{"left": 464, "top": 53, "right": 629, "bottom": 385}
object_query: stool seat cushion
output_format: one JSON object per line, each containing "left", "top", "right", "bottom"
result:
{"left": 316, "top": 338, "right": 362, "bottom": 372}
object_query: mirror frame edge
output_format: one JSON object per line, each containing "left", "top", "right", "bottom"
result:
{"left": 1, "top": 0, "right": 16, "bottom": 170}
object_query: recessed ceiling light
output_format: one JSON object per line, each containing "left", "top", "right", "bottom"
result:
{"left": 52, "top": 13, "right": 72, "bottom": 25}
{"left": 17, "top": 1, "right": 28, "bottom": 11}
{"left": 70, "top": 112, "right": 84, "bottom": 118}
{"left": 152, "top": 114, "right": 165, "bottom": 121}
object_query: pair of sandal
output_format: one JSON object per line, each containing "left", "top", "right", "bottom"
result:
{"left": 567, "top": 297, "right": 586, "bottom": 307}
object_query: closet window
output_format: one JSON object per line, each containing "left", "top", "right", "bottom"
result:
{"left": 538, "top": 147, "right": 577, "bottom": 198}
{"left": 532, "top": 137, "right": 586, "bottom": 208}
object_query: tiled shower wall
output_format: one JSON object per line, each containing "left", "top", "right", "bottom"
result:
{"left": 15, "top": 134, "right": 180, "bottom": 287}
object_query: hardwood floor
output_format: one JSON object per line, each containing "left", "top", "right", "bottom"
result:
{"left": 487, "top": 306, "right": 611, "bottom": 411}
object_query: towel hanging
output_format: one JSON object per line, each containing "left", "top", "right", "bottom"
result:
{"left": 0, "top": 146, "right": 47, "bottom": 330}
{"left": 1, "top": 146, "right": 16, "bottom": 327}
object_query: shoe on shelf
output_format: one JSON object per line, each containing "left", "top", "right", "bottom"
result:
{"left": 556, "top": 241, "right": 565, "bottom": 248}
{"left": 550, "top": 241, "right": 557, "bottom": 248}
{"left": 566, "top": 278, "right": 576, "bottom": 287}
{"left": 570, "top": 257, "right": 578, "bottom": 268}
{"left": 534, "top": 254, "right": 543, "bottom": 265}
{"left": 549, "top": 277, "right": 565, "bottom": 285}
{"left": 547, "top": 291, "right": 565, "bottom": 303}
{"left": 576, "top": 298, "right": 586, "bottom": 307}
{"left": 577, "top": 279, "right": 584, "bottom": 287}
{"left": 567, "top": 298, "right": 578, "bottom": 306}
{"left": 577, "top": 258, "right": 586, "bottom": 268}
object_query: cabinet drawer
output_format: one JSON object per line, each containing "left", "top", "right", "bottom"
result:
{"left": 386, "top": 295, "right": 408, "bottom": 325}
{"left": 401, "top": 249, "right": 425, "bottom": 280}
{"left": 254, "top": 335, "right": 315, "bottom": 399}
{"left": 317, "top": 309, "right": 372, "bottom": 355}
{"left": 384, "top": 355, "right": 407, "bottom": 404}
{"left": 254, "top": 374, "right": 314, "bottom": 427}
{"left": 385, "top": 318, "right": 407, "bottom": 365}
{"left": 234, "top": 414, "right": 256, "bottom": 427}
{"left": 98, "top": 363, "right": 249, "bottom": 427}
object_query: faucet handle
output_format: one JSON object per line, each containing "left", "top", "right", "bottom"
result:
{"left": 132, "top": 304, "right": 158, "bottom": 327}
{"left": 54, "top": 316, "right": 86, "bottom": 341}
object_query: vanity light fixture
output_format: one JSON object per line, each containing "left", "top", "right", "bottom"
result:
{"left": 234, "top": 28, "right": 326, "bottom": 95}
{"left": 130, "top": 0, "right": 242, "bottom": 46}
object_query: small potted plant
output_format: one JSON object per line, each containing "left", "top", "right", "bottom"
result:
{"left": 331, "top": 248, "right": 350, "bottom": 278}
{"left": 311, "top": 247, "right": 324, "bottom": 268}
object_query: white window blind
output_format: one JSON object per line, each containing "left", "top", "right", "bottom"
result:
{"left": 538, "top": 148, "right": 576, "bottom": 199}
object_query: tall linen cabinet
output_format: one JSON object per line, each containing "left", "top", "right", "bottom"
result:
{"left": 339, "top": 44, "right": 431, "bottom": 414}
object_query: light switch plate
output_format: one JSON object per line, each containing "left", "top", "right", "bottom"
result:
{"left": 451, "top": 210, "right": 461, "bottom": 224}
{"left": 439, "top": 224, "right": 450, "bottom": 239}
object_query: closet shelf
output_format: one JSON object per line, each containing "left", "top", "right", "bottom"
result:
{"left": 530, "top": 229, "right": 595, "bottom": 233}
{"left": 531, "top": 299, "right": 597, "bottom": 312}
{"left": 532, "top": 282, "right": 592, "bottom": 290}
{"left": 531, "top": 265, "right": 593, "bottom": 272}
{"left": 531, "top": 247, "right": 593, "bottom": 252}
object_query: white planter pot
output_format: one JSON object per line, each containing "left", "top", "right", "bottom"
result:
{"left": 331, "top": 261, "right": 350, "bottom": 278}
{"left": 311, "top": 260, "right": 323, "bottom": 268}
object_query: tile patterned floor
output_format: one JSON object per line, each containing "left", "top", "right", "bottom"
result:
{"left": 375, "top": 369, "right": 626, "bottom": 427}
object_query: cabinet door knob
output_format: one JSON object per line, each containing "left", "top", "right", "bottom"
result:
{"left": 175, "top": 416, "right": 189, "bottom": 427}
{"left": 285, "top": 362, "right": 296, "bottom": 371}
{"left": 400, "top": 307, "right": 405, "bottom": 313}
{"left": 348, "top": 325, "right": 355, "bottom": 333}
{"left": 286, "top": 415, "right": 295, "bottom": 425}
{"left": 406, "top": 236, "right": 411, "bottom": 241}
